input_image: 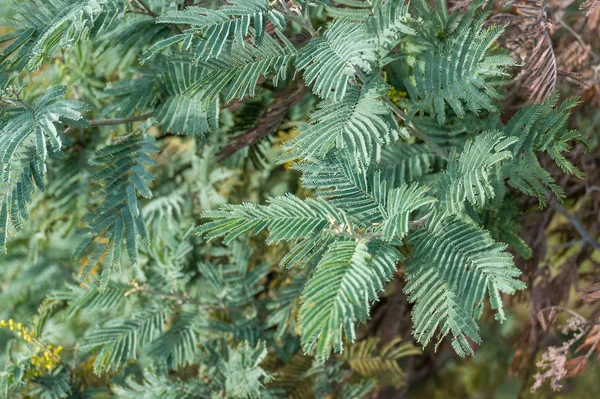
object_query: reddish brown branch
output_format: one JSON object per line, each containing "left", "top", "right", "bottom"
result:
{"left": 217, "top": 82, "right": 306, "bottom": 160}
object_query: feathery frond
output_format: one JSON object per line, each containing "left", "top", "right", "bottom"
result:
{"left": 296, "top": 20, "right": 376, "bottom": 101}
{"left": 405, "top": 215, "right": 525, "bottom": 356}
{"left": 438, "top": 132, "right": 516, "bottom": 213}
{"left": 79, "top": 306, "right": 168, "bottom": 374}
{"left": 280, "top": 77, "right": 404, "bottom": 165}
{"left": 156, "top": 61, "right": 219, "bottom": 137}
{"left": 180, "top": 30, "right": 296, "bottom": 105}
{"left": 156, "top": 0, "right": 285, "bottom": 58}
{"left": 0, "top": 0, "right": 121, "bottom": 70}
{"left": 501, "top": 96, "right": 585, "bottom": 205}
{"left": 72, "top": 135, "right": 158, "bottom": 290}
{"left": 0, "top": 86, "right": 88, "bottom": 253}
{"left": 405, "top": 0, "right": 515, "bottom": 123}
{"left": 300, "top": 240, "right": 402, "bottom": 359}
{"left": 198, "top": 194, "right": 345, "bottom": 245}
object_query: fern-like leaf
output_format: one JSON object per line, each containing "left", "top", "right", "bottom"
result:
{"left": 501, "top": 96, "right": 585, "bottom": 205}
{"left": 438, "top": 132, "right": 516, "bottom": 213}
{"left": 79, "top": 308, "right": 168, "bottom": 374}
{"left": 156, "top": 0, "right": 285, "bottom": 59}
{"left": 405, "top": 215, "right": 525, "bottom": 356}
{"left": 280, "top": 77, "right": 404, "bottom": 165}
{"left": 198, "top": 194, "right": 345, "bottom": 245}
{"left": 300, "top": 240, "right": 402, "bottom": 359}
{"left": 0, "top": 0, "right": 121, "bottom": 70}
{"left": 0, "top": 86, "right": 88, "bottom": 253}
{"left": 405, "top": 1, "right": 515, "bottom": 124}
{"left": 156, "top": 61, "right": 219, "bottom": 137}
{"left": 181, "top": 30, "right": 296, "bottom": 105}
{"left": 295, "top": 20, "right": 376, "bottom": 101}
{"left": 72, "top": 135, "right": 158, "bottom": 290}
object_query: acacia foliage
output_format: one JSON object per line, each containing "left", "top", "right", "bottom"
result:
{"left": 0, "top": 0, "right": 592, "bottom": 398}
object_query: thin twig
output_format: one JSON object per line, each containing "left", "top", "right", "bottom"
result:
{"left": 556, "top": 16, "right": 600, "bottom": 62}
{"left": 64, "top": 113, "right": 154, "bottom": 135}
{"left": 135, "top": 0, "right": 158, "bottom": 18}
{"left": 88, "top": 113, "right": 154, "bottom": 127}
{"left": 538, "top": 305, "right": 588, "bottom": 324}
{"left": 549, "top": 197, "right": 600, "bottom": 251}
{"left": 125, "top": 282, "right": 222, "bottom": 311}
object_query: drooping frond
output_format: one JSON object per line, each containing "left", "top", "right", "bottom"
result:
{"left": 437, "top": 132, "right": 516, "bottom": 213}
{"left": 156, "top": 0, "right": 285, "bottom": 58}
{"left": 405, "top": 215, "right": 526, "bottom": 356}
{"left": 405, "top": 268, "right": 480, "bottom": 357}
{"left": 295, "top": 20, "right": 376, "bottom": 101}
{"left": 341, "top": 336, "right": 420, "bottom": 386}
{"left": 405, "top": 0, "right": 515, "bottom": 124}
{"left": 299, "top": 240, "right": 402, "bottom": 360}
{"left": 147, "top": 312, "right": 201, "bottom": 369}
{"left": 0, "top": 86, "right": 88, "bottom": 253}
{"left": 500, "top": 96, "right": 585, "bottom": 205}
{"left": 72, "top": 135, "right": 158, "bottom": 290}
{"left": 0, "top": 0, "right": 121, "bottom": 70}
{"left": 79, "top": 307, "right": 168, "bottom": 374}
{"left": 197, "top": 194, "right": 345, "bottom": 245}
{"left": 279, "top": 77, "right": 404, "bottom": 165}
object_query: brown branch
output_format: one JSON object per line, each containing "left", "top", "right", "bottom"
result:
{"left": 217, "top": 82, "right": 307, "bottom": 160}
